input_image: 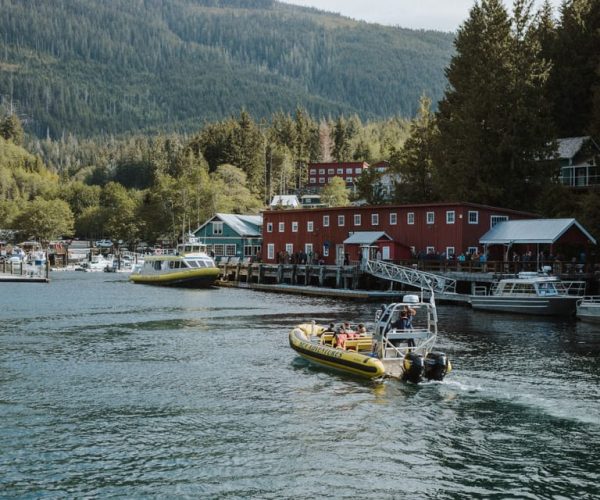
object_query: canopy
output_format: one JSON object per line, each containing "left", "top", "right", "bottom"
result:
{"left": 479, "top": 218, "right": 596, "bottom": 245}
{"left": 343, "top": 231, "right": 392, "bottom": 245}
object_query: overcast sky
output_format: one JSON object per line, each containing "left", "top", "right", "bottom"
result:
{"left": 283, "top": 0, "right": 562, "bottom": 32}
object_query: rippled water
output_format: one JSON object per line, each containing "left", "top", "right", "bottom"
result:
{"left": 1, "top": 272, "right": 599, "bottom": 498}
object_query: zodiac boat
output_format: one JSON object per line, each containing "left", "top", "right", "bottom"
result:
{"left": 129, "top": 236, "right": 219, "bottom": 287}
{"left": 289, "top": 293, "right": 451, "bottom": 383}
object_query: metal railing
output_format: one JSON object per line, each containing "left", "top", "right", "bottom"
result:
{"left": 364, "top": 259, "right": 457, "bottom": 294}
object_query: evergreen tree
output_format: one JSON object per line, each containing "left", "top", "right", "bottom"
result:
{"left": 0, "top": 114, "right": 25, "bottom": 146}
{"left": 321, "top": 177, "right": 350, "bottom": 207}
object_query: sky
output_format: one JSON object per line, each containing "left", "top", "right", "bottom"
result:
{"left": 282, "top": 0, "right": 562, "bottom": 32}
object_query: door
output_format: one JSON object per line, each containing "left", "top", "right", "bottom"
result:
{"left": 382, "top": 245, "right": 390, "bottom": 260}
{"left": 336, "top": 244, "right": 345, "bottom": 265}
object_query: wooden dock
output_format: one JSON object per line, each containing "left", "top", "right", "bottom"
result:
{"left": 0, "top": 273, "right": 49, "bottom": 283}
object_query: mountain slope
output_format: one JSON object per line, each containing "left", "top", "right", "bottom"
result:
{"left": 0, "top": 0, "right": 454, "bottom": 137}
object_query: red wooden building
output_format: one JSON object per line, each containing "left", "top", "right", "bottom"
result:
{"left": 261, "top": 202, "right": 536, "bottom": 264}
{"left": 306, "top": 161, "right": 369, "bottom": 189}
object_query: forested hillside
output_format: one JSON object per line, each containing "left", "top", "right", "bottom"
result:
{"left": 0, "top": 0, "right": 454, "bottom": 138}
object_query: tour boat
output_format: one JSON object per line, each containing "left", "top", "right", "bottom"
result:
{"left": 576, "top": 296, "right": 600, "bottom": 323}
{"left": 470, "top": 272, "right": 585, "bottom": 316}
{"left": 289, "top": 293, "right": 451, "bottom": 383}
{"left": 129, "top": 237, "right": 219, "bottom": 287}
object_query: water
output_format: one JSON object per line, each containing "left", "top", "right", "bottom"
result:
{"left": 1, "top": 273, "right": 599, "bottom": 498}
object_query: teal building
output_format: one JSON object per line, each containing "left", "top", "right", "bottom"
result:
{"left": 194, "top": 213, "right": 262, "bottom": 261}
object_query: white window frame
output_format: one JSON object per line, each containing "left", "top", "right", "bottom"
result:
{"left": 390, "top": 213, "right": 397, "bottom": 225}
{"left": 309, "top": 177, "right": 316, "bottom": 184}
{"left": 225, "top": 244, "right": 236, "bottom": 256}
{"left": 319, "top": 178, "right": 325, "bottom": 184}
{"left": 468, "top": 211, "right": 479, "bottom": 224}
{"left": 355, "top": 167, "right": 362, "bottom": 174}
{"left": 307, "top": 221, "right": 314, "bottom": 232}
{"left": 212, "top": 221, "right": 223, "bottom": 235}
{"left": 328, "top": 168, "right": 334, "bottom": 175}
{"left": 292, "top": 221, "right": 298, "bottom": 233}
{"left": 214, "top": 244, "right": 224, "bottom": 256}
{"left": 371, "top": 213, "right": 379, "bottom": 226}
{"left": 468, "top": 246, "right": 478, "bottom": 255}
{"left": 337, "top": 168, "right": 344, "bottom": 174}
{"left": 426, "top": 211, "right": 435, "bottom": 224}
{"left": 491, "top": 215, "right": 509, "bottom": 228}
{"left": 346, "top": 167, "right": 353, "bottom": 174}
{"left": 305, "top": 243, "right": 313, "bottom": 255}
{"left": 266, "top": 222, "right": 273, "bottom": 233}
{"left": 345, "top": 177, "right": 353, "bottom": 183}
{"left": 407, "top": 212, "right": 415, "bottom": 225}
{"left": 426, "top": 246, "right": 435, "bottom": 254}
{"left": 310, "top": 169, "right": 316, "bottom": 175}
{"left": 446, "top": 210, "right": 455, "bottom": 224}
{"left": 285, "top": 243, "right": 293, "bottom": 254}
{"left": 267, "top": 243, "right": 275, "bottom": 260}
{"left": 319, "top": 168, "right": 325, "bottom": 174}
{"left": 354, "top": 214, "right": 361, "bottom": 226}
{"left": 323, "top": 215, "right": 329, "bottom": 227}
{"left": 446, "top": 246, "right": 455, "bottom": 257}
{"left": 323, "top": 245, "right": 329, "bottom": 257}
{"left": 338, "top": 215, "right": 345, "bottom": 227}
{"left": 278, "top": 222, "right": 285, "bottom": 232}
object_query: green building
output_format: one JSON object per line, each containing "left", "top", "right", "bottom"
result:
{"left": 194, "top": 213, "right": 262, "bottom": 261}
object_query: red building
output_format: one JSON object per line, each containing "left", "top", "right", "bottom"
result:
{"left": 306, "top": 161, "right": 369, "bottom": 189}
{"left": 261, "top": 202, "right": 536, "bottom": 264}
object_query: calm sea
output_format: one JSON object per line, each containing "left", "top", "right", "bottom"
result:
{"left": 1, "top": 272, "right": 599, "bottom": 498}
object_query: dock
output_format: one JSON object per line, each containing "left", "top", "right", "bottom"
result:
{"left": 0, "top": 273, "right": 49, "bottom": 283}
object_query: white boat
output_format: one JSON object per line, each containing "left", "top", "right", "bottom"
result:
{"left": 129, "top": 237, "right": 219, "bottom": 287}
{"left": 470, "top": 272, "right": 586, "bottom": 316}
{"left": 576, "top": 296, "right": 600, "bottom": 323}
{"left": 289, "top": 292, "right": 451, "bottom": 383}
{"left": 78, "top": 254, "right": 113, "bottom": 272}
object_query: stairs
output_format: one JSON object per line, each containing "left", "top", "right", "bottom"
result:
{"left": 364, "top": 259, "right": 457, "bottom": 294}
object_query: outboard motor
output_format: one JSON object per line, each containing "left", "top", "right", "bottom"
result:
{"left": 424, "top": 352, "right": 450, "bottom": 381}
{"left": 402, "top": 352, "right": 425, "bottom": 383}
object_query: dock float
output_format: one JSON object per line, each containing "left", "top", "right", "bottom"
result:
{"left": 0, "top": 273, "right": 49, "bottom": 283}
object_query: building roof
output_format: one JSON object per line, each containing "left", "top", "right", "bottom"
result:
{"left": 343, "top": 231, "right": 392, "bottom": 245}
{"left": 556, "top": 136, "right": 590, "bottom": 159}
{"left": 270, "top": 195, "right": 300, "bottom": 207}
{"left": 479, "top": 218, "right": 596, "bottom": 245}
{"left": 195, "top": 213, "right": 262, "bottom": 237}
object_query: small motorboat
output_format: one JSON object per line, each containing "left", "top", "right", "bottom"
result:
{"left": 289, "top": 293, "right": 451, "bottom": 383}
{"left": 576, "top": 296, "right": 600, "bottom": 323}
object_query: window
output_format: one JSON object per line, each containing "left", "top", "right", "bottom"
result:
{"left": 226, "top": 244, "right": 236, "bottom": 256}
{"left": 278, "top": 222, "right": 285, "bottom": 232}
{"left": 407, "top": 212, "right": 415, "bottom": 225}
{"left": 338, "top": 215, "right": 345, "bottom": 226}
{"left": 337, "top": 168, "right": 344, "bottom": 174}
{"left": 491, "top": 215, "right": 508, "bottom": 228}
{"left": 267, "top": 243, "right": 275, "bottom": 260}
{"left": 323, "top": 245, "right": 329, "bottom": 257}
{"left": 244, "top": 245, "right": 253, "bottom": 256}
{"left": 426, "top": 246, "right": 435, "bottom": 254}
{"left": 285, "top": 243, "right": 293, "bottom": 254}
{"left": 266, "top": 222, "right": 273, "bottom": 233}
{"left": 310, "top": 169, "right": 316, "bottom": 175}
{"left": 307, "top": 221, "right": 314, "bottom": 232}
{"left": 328, "top": 168, "right": 334, "bottom": 175}
{"left": 292, "top": 221, "right": 298, "bottom": 232}
{"left": 446, "top": 210, "right": 455, "bottom": 224}
{"left": 305, "top": 243, "right": 313, "bottom": 255}
{"left": 355, "top": 167, "right": 362, "bottom": 174}
{"left": 468, "top": 211, "right": 479, "bottom": 224}
{"left": 346, "top": 167, "right": 353, "bottom": 174}
{"left": 212, "top": 221, "right": 224, "bottom": 235}
{"left": 426, "top": 212, "right": 435, "bottom": 224}
{"left": 319, "top": 178, "right": 325, "bottom": 184}
{"left": 390, "top": 213, "right": 397, "bottom": 225}
{"left": 446, "top": 247, "right": 455, "bottom": 257}
{"left": 323, "top": 215, "right": 330, "bottom": 227}
{"left": 354, "top": 214, "right": 361, "bottom": 226}
{"left": 214, "top": 244, "right": 224, "bottom": 256}
{"left": 468, "top": 246, "right": 478, "bottom": 255}
{"left": 309, "top": 177, "right": 316, "bottom": 184}
{"left": 371, "top": 213, "right": 379, "bottom": 226}
{"left": 319, "top": 168, "right": 325, "bottom": 174}
{"left": 345, "top": 177, "right": 352, "bottom": 183}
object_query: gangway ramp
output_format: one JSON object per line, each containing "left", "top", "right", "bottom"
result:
{"left": 364, "top": 259, "right": 457, "bottom": 294}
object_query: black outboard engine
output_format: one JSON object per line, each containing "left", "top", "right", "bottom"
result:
{"left": 424, "top": 352, "right": 449, "bottom": 381}
{"left": 402, "top": 352, "right": 425, "bottom": 383}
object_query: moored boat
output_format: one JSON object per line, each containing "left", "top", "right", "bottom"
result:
{"left": 470, "top": 272, "right": 585, "bottom": 316}
{"left": 576, "top": 296, "right": 600, "bottom": 323}
{"left": 289, "top": 293, "right": 451, "bottom": 383}
{"left": 129, "top": 237, "right": 219, "bottom": 287}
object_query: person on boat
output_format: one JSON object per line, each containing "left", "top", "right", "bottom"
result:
{"left": 323, "top": 322, "right": 336, "bottom": 333}
{"left": 357, "top": 323, "right": 367, "bottom": 336}
{"left": 403, "top": 306, "right": 416, "bottom": 329}
{"left": 333, "top": 324, "right": 348, "bottom": 349}
{"left": 392, "top": 311, "right": 409, "bottom": 330}
{"left": 343, "top": 321, "right": 360, "bottom": 339}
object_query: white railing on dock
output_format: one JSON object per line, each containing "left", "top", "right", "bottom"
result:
{"left": 364, "top": 259, "right": 457, "bottom": 294}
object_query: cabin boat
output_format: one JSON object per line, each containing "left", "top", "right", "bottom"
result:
{"left": 576, "top": 296, "right": 600, "bottom": 323}
{"left": 288, "top": 293, "right": 451, "bottom": 383}
{"left": 470, "top": 272, "right": 585, "bottom": 316}
{"left": 129, "top": 237, "right": 219, "bottom": 287}
{"left": 77, "top": 254, "right": 113, "bottom": 272}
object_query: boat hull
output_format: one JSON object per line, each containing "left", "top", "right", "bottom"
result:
{"left": 289, "top": 325, "right": 385, "bottom": 379}
{"left": 470, "top": 295, "right": 579, "bottom": 316}
{"left": 129, "top": 267, "right": 219, "bottom": 287}
{"left": 576, "top": 303, "right": 600, "bottom": 322}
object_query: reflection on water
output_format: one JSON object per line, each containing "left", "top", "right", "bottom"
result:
{"left": 1, "top": 272, "right": 599, "bottom": 497}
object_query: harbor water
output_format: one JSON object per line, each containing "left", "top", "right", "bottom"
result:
{"left": 1, "top": 273, "right": 599, "bottom": 498}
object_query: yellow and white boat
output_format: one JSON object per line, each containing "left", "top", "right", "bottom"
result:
{"left": 129, "top": 237, "right": 219, "bottom": 287}
{"left": 289, "top": 293, "right": 451, "bottom": 383}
